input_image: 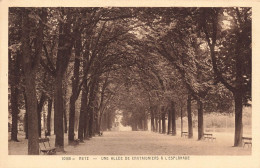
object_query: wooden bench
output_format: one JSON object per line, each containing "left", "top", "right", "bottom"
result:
{"left": 242, "top": 137, "right": 252, "bottom": 147}
{"left": 75, "top": 139, "right": 80, "bottom": 143}
{"left": 39, "top": 138, "right": 56, "bottom": 155}
{"left": 203, "top": 133, "right": 216, "bottom": 141}
{"left": 167, "top": 131, "right": 177, "bottom": 135}
{"left": 71, "top": 133, "right": 81, "bottom": 145}
{"left": 181, "top": 131, "right": 188, "bottom": 138}
{"left": 98, "top": 131, "right": 103, "bottom": 136}
{"left": 70, "top": 139, "right": 81, "bottom": 146}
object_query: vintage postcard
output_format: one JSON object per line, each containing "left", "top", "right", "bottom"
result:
{"left": 1, "top": 0, "right": 260, "bottom": 168}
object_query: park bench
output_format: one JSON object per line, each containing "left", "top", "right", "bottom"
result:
{"left": 203, "top": 133, "right": 216, "bottom": 141}
{"left": 167, "top": 131, "right": 178, "bottom": 135}
{"left": 75, "top": 139, "right": 81, "bottom": 143}
{"left": 72, "top": 133, "right": 81, "bottom": 145}
{"left": 98, "top": 131, "right": 103, "bottom": 136}
{"left": 242, "top": 137, "right": 252, "bottom": 148}
{"left": 181, "top": 131, "right": 188, "bottom": 138}
{"left": 70, "top": 139, "right": 80, "bottom": 146}
{"left": 71, "top": 133, "right": 81, "bottom": 145}
{"left": 39, "top": 137, "right": 56, "bottom": 155}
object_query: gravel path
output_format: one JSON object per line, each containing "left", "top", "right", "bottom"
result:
{"left": 61, "top": 131, "right": 251, "bottom": 155}
{"left": 9, "top": 131, "right": 251, "bottom": 155}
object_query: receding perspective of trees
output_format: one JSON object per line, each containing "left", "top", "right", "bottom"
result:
{"left": 8, "top": 7, "right": 251, "bottom": 154}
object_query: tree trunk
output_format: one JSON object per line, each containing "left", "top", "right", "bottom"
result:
{"left": 96, "top": 78, "right": 108, "bottom": 134}
{"left": 88, "top": 107, "right": 94, "bottom": 137}
{"left": 138, "top": 119, "right": 143, "bottom": 130}
{"left": 24, "top": 112, "right": 28, "bottom": 139}
{"left": 95, "top": 113, "right": 100, "bottom": 134}
{"left": 162, "top": 110, "right": 166, "bottom": 134}
{"left": 21, "top": 8, "right": 46, "bottom": 155}
{"left": 171, "top": 101, "right": 176, "bottom": 136}
{"left": 64, "top": 106, "right": 67, "bottom": 134}
{"left": 181, "top": 106, "right": 183, "bottom": 137}
{"left": 87, "top": 78, "right": 99, "bottom": 138}
{"left": 167, "top": 108, "right": 172, "bottom": 134}
{"left": 10, "top": 51, "right": 21, "bottom": 142}
{"left": 24, "top": 73, "right": 39, "bottom": 154}
{"left": 93, "top": 112, "right": 98, "bottom": 135}
{"left": 23, "top": 91, "right": 28, "bottom": 139}
{"left": 158, "top": 116, "right": 161, "bottom": 133}
{"left": 92, "top": 112, "right": 96, "bottom": 134}
{"left": 98, "top": 113, "right": 103, "bottom": 132}
{"left": 54, "top": 76, "right": 64, "bottom": 151}
{"left": 78, "top": 82, "right": 88, "bottom": 141}
{"left": 37, "top": 107, "right": 41, "bottom": 138}
{"left": 187, "top": 94, "right": 193, "bottom": 138}
{"left": 132, "top": 122, "right": 138, "bottom": 131}
{"left": 10, "top": 85, "right": 19, "bottom": 141}
{"left": 155, "top": 116, "right": 158, "bottom": 132}
{"left": 101, "top": 112, "right": 106, "bottom": 131}
{"left": 75, "top": 116, "right": 79, "bottom": 132}
{"left": 234, "top": 92, "right": 243, "bottom": 146}
{"left": 144, "top": 116, "right": 148, "bottom": 131}
{"left": 78, "top": 57, "right": 89, "bottom": 141}
{"left": 43, "top": 110, "right": 46, "bottom": 132}
{"left": 197, "top": 99, "right": 204, "bottom": 140}
{"left": 63, "top": 82, "right": 68, "bottom": 134}
{"left": 68, "top": 97, "right": 76, "bottom": 143}
{"left": 84, "top": 111, "right": 89, "bottom": 140}
{"left": 53, "top": 9, "right": 73, "bottom": 151}
{"left": 107, "top": 112, "right": 111, "bottom": 130}
{"left": 37, "top": 93, "right": 46, "bottom": 137}
{"left": 46, "top": 98, "right": 52, "bottom": 136}
{"left": 68, "top": 22, "right": 81, "bottom": 142}
{"left": 151, "top": 109, "right": 155, "bottom": 132}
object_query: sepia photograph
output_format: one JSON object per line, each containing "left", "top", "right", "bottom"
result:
{"left": 1, "top": 0, "right": 260, "bottom": 168}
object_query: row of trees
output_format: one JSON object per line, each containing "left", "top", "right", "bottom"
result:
{"left": 9, "top": 7, "right": 139, "bottom": 154}
{"left": 117, "top": 7, "right": 251, "bottom": 146}
{"left": 8, "top": 7, "right": 251, "bottom": 154}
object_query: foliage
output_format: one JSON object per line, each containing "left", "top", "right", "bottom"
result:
{"left": 8, "top": 7, "right": 251, "bottom": 150}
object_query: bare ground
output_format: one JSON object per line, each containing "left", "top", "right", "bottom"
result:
{"left": 8, "top": 130, "right": 251, "bottom": 155}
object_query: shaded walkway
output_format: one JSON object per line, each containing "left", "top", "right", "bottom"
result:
{"left": 63, "top": 131, "right": 251, "bottom": 155}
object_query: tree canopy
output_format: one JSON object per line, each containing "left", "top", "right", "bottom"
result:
{"left": 8, "top": 7, "right": 251, "bottom": 154}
